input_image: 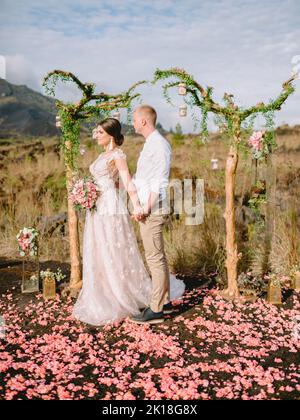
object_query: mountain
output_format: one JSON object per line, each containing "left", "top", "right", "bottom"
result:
{"left": 0, "top": 78, "right": 58, "bottom": 138}
{"left": 0, "top": 79, "right": 168, "bottom": 138}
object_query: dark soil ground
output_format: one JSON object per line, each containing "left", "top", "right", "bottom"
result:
{"left": 0, "top": 257, "right": 299, "bottom": 400}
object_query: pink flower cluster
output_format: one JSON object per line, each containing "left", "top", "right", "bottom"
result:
{"left": 248, "top": 131, "right": 265, "bottom": 151}
{"left": 18, "top": 232, "right": 32, "bottom": 252}
{"left": 16, "top": 227, "right": 39, "bottom": 257}
{"left": 69, "top": 178, "right": 100, "bottom": 212}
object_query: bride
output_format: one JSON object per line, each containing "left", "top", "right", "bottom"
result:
{"left": 72, "top": 118, "right": 185, "bottom": 326}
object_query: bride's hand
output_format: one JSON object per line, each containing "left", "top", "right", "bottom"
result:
{"left": 135, "top": 205, "right": 144, "bottom": 216}
{"left": 131, "top": 204, "right": 143, "bottom": 221}
{"left": 142, "top": 205, "right": 150, "bottom": 217}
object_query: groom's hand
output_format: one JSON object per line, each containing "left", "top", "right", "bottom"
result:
{"left": 131, "top": 205, "right": 144, "bottom": 222}
{"left": 131, "top": 214, "right": 145, "bottom": 222}
{"left": 131, "top": 208, "right": 149, "bottom": 223}
{"left": 138, "top": 207, "right": 150, "bottom": 223}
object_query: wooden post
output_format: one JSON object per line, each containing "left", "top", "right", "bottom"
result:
{"left": 66, "top": 163, "right": 82, "bottom": 295}
{"left": 262, "top": 147, "right": 276, "bottom": 275}
{"left": 221, "top": 141, "right": 240, "bottom": 300}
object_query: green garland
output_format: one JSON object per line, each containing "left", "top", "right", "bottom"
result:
{"left": 152, "top": 67, "right": 296, "bottom": 150}
{"left": 42, "top": 70, "right": 146, "bottom": 172}
{"left": 59, "top": 108, "right": 80, "bottom": 170}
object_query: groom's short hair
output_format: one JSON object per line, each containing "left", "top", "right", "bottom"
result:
{"left": 136, "top": 105, "right": 157, "bottom": 126}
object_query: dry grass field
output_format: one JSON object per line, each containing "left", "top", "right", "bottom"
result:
{"left": 1, "top": 125, "right": 300, "bottom": 282}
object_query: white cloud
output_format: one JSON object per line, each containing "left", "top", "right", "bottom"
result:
{"left": 0, "top": 0, "right": 299, "bottom": 131}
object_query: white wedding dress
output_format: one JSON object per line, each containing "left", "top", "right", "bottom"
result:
{"left": 72, "top": 148, "right": 185, "bottom": 326}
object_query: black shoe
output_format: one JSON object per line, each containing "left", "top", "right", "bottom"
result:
{"left": 163, "top": 302, "right": 174, "bottom": 314}
{"left": 129, "top": 307, "right": 164, "bottom": 324}
{"left": 132, "top": 307, "right": 147, "bottom": 320}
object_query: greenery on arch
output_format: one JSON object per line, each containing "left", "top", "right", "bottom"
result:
{"left": 42, "top": 69, "right": 147, "bottom": 170}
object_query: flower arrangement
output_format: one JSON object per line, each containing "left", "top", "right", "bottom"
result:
{"left": 16, "top": 227, "right": 39, "bottom": 257}
{"left": 40, "top": 268, "right": 66, "bottom": 283}
{"left": 69, "top": 176, "right": 100, "bottom": 212}
{"left": 248, "top": 131, "right": 265, "bottom": 158}
{"left": 248, "top": 130, "right": 275, "bottom": 160}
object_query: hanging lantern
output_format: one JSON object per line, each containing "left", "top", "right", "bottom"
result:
{"left": 43, "top": 271, "right": 56, "bottom": 300}
{"left": 178, "top": 83, "right": 187, "bottom": 96}
{"left": 92, "top": 128, "right": 98, "bottom": 140}
{"left": 211, "top": 158, "right": 219, "bottom": 170}
{"left": 56, "top": 116, "right": 61, "bottom": 128}
{"left": 179, "top": 105, "right": 187, "bottom": 117}
{"left": 267, "top": 277, "right": 282, "bottom": 305}
{"left": 79, "top": 146, "right": 86, "bottom": 156}
{"left": 112, "top": 111, "right": 120, "bottom": 120}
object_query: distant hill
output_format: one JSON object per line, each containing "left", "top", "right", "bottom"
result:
{"left": 0, "top": 78, "right": 168, "bottom": 138}
{"left": 0, "top": 78, "right": 59, "bottom": 138}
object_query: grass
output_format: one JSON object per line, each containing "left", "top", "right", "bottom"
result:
{"left": 0, "top": 126, "right": 300, "bottom": 281}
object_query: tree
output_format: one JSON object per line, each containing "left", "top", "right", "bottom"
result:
{"left": 42, "top": 70, "right": 145, "bottom": 296}
{"left": 153, "top": 67, "right": 297, "bottom": 300}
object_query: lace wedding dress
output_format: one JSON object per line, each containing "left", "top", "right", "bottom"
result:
{"left": 72, "top": 148, "right": 185, "bottom": 326}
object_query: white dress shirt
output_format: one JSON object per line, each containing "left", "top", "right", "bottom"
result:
{"left": 133, "top": 129, "right": 172, "bottom": 207}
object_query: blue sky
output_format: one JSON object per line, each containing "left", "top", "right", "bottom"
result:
{"left": 0, "top": 0, "right": 299, "bottom": 132}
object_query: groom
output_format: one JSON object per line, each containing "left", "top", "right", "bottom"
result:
{"left": 129, "top": 105, "right": 172, "bottom": 324}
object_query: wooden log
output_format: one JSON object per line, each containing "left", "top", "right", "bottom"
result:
{"left": 262, "top": 149, "right": 276, "bottom": 275}
{"left": 219, "top": 144, "right": 240, "bottom": 300}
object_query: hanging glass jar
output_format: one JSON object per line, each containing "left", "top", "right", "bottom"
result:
{"left": 211, "top": 158, "right": 219, "bottom": 170}
{"left": 56, "top": 115, "right": 61, "bottom": 128}
{"left": 79, "top": 145, "right": 86, "bottom": 156}
{"left": 179, "top": 105, "right": 187, "bottom": 117}
{"left": 178, "top": 83, "right": 187, "bottom": 96}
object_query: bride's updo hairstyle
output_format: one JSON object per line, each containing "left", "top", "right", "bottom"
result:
{"left": 99, "top": 118, "right": 124, "bottom": 146}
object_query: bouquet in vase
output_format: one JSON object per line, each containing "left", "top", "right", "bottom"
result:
{"left": 16, "top": 227, "right": 39, "bottom": 257}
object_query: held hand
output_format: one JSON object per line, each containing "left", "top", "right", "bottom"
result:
{"left": 142, "top": 205, "right": 150, "bottom": 217}
{"left": 138, "top": 206, "right": 150, "bottom": 223}
{"left": 132, "top": 205, "right": 144, "bottom": 222}
{"left": 131, "top": 205, "right": 150, "bottom": 222}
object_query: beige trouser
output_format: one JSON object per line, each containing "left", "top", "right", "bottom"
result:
{"left": 139, "top": 212, "right": 170, "bottom": 313}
